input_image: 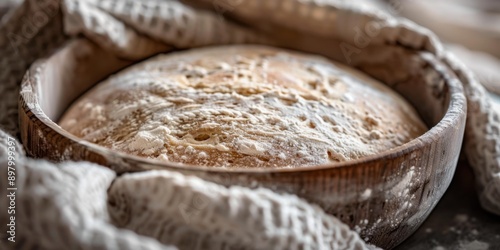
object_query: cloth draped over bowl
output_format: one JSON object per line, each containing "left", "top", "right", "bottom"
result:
{"left": 0, "top": 0, "right": 499, "bottom": 249}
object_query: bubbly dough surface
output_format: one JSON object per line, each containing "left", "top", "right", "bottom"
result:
{"left": 60, "top": 45, "right": 427, "bottom": 168}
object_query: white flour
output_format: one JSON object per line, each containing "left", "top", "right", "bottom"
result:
{"left": 59, "top": 46, "right": 427, "bottom": 168}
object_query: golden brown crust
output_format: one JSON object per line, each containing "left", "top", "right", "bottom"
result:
{"left": 59, "top": 45, "right": 427, "bottom": 168}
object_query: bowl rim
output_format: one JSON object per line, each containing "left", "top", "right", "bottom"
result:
{"left": 20, "top": 41, "right": 468, "bottom": 174}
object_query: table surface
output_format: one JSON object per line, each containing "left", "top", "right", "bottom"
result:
{"left": 396, "top": 156, "right": 500, "bottom": 250}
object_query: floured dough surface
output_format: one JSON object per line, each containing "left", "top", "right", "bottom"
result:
{"left": 59, "top": 45, "right": 427, "bottom": 168}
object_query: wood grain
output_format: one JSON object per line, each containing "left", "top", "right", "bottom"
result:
{"left": 19, "top": 39, "right": 467, "bottom": 249}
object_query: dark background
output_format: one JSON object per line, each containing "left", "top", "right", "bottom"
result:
{"left": 397, "top": 156, "right": 500, "bottom": 249}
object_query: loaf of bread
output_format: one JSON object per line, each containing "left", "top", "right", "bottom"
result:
{"left": 59, "top": 45, "right": 427, "bottom": 168}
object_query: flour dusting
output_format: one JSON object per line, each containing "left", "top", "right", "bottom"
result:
{"left": 59, "top": 46, "right": 427, "bottom": 168}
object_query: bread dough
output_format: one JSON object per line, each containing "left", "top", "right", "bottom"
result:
{"left": 60, "top": 45, "right": 427, "bottom": 168}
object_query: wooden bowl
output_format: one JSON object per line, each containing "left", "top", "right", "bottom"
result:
{"left": 19, "top": 39, "right": 467, "bottom": 249}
